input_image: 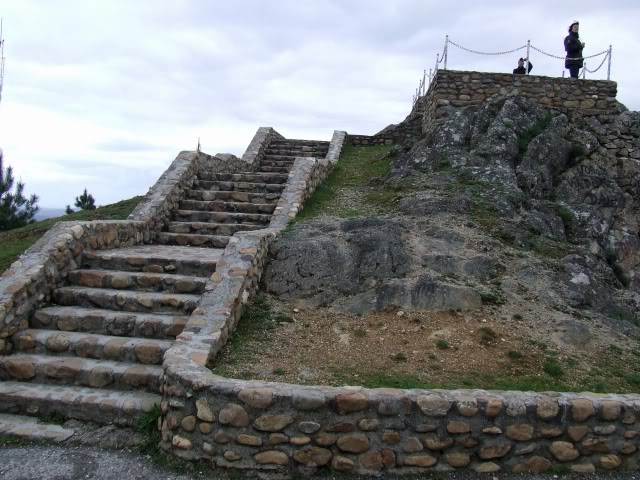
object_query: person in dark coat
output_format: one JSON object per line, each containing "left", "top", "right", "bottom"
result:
{"left": 513, "top": 57, "right": 533, "bottom": 74}
{"left": 564, "top": 20, "right": 585, "bottom": 78}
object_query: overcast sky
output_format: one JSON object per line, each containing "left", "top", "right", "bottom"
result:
{"left": 0, "top": 1, "right": 638, "bottom": 208}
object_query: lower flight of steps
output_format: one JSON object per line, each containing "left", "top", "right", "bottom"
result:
{"left": 0, "top": 245, "right": 222, "bottom": 426}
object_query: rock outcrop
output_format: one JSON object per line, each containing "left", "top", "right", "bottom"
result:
{"left": 264, "top": 96, "right": 640, "bottom": 340}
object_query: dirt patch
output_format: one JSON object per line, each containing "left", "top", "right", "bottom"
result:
{"left": 211, "top": 296, "right": 640, "bottom": 393}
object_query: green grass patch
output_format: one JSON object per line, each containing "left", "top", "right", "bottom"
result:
{"left": 0, "top": 196, "right": 142, "bottom": 273}
{"left": 507, "top": 350, "right": 523, "bottom": 360}
{"left": 543, "top": 358, "right": 564, "bottom": 378}
{"left": 136, "top": 403, "right": 161, "bottom": 435}
{"left": 436, "top": 339, "right": 450, "bottom": 349}
{"left": 557, "top": 206, "right": 576, "bottom": 238}
{"left": 480, "top": 291, "right": 506, "bottom": 305}
{"left": 210, "top": 295, "right": 280, "bottom": 371}
{"left": 517, "top": 113, "right": 552, "bottom": 157}
{"left": 292, "top": 145, "right": 394, "bottom": 222}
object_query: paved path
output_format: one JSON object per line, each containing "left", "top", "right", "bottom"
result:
{"left": 1, "top": 444, "right": 640, "bottom": 480}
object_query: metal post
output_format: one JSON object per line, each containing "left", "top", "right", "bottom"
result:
{"left": 435, "top": 53, "right": 439, "bottom": 76}
{"left": 428, "top": 68, "right": 432, "bottom": 87}
{"left": 444, "top": 35, "right": 448, "bottom": 70}
{"left": 422, "top": 69, "right": 426, "bottom": 95}
{"left": 562, "top": 70, "right": 565, "bottom": 78}
{"left": 607, "top": 45, "right": 612, "bottom": 80}
{"left": 525, "top": 40, "right": 531, "bottom": 75}
{"left": 582, "top": 63, "right": 586, "bottom": 79}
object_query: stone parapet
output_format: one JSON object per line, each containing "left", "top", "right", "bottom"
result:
{"left": 241, "top": 127, "right": 285, "bottom": 170}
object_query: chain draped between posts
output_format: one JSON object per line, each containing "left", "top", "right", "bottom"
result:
{"left": 413, "top": 34, "right": 613, "bottom": 106}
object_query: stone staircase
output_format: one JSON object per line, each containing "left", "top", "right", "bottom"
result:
{"left": 0, "top": 245, "right": 220, "bottom": 426}
{"left": 0, "top": 137, "right": 329, "bottom": 429}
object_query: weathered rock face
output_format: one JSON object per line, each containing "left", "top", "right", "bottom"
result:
{"left": 264, "top": 217, "right": 482, "bottom": 313}
{"left": 264, "top": 96, "right": 640, "bottom": 331}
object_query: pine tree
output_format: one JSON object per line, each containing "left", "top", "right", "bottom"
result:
{"left": 0, "top": 149, "right": 39, "bottom": 231}
{"left": 74, "top": 188, "right": 96, "bottom": 210}
{"left": 65, "top": 205, "right": 74, "bottom": 215}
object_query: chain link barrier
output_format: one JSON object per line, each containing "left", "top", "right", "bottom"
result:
{"left": 413, "top": 35, "right": 613, "bottom": 106}
{"left": 448, "top": 39, "right": 527, "bottom": 56}
{"left": 530, "top": 44, "right": 609, "bottom": 61}
{"left": 584, "top": 51, "right": 610, "bottom": 74}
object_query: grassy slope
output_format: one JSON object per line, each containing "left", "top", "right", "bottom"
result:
{"left": 0, "top": 196, "right": 143, "bottom": 272}
{"left": 292, "top": 144, "right": 396, "bottom": 222}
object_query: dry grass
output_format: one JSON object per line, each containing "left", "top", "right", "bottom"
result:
{"left": 211, "top": 297, "right": 640, "bottom": 394}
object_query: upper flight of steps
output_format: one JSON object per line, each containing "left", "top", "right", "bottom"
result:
{"left": 0, "top": 245, "right": 221, "bottom": 426}
{"left": 156, "top": 138, "right": 330, "bottom": 248}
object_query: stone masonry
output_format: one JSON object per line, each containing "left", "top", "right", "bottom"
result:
{"left": 346, "top": 69, "right": 620, "bottom": 147}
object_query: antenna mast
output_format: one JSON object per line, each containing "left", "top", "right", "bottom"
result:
{"left": 0, "top": 18, "right": 5, "bottom": 104}
{"left": 0, "top": 19, "right": 5, "bottom": 104}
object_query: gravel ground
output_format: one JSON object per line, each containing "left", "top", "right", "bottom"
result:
{"left": 0, "top": 444, "right": 639, "bottom": 480}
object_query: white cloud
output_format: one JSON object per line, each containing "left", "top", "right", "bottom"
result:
{"left": 0, "top": 0, "right": 637, "bottom": 207}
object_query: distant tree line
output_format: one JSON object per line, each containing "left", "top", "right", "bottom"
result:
{"left": 0, "top": 148, "right": 99, "bottom": 231}
{"left": 0, "top": 149, "right": 39, "bottom": 231}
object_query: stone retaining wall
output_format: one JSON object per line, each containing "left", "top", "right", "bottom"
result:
{"left": 347, "top": 101, "right": 423, "bottom": 146}
{"left": 160, "top": 377, "right": 640, "bottom": 474}
{"left": 422, "top": 70, "right": 619, "bottom": 135}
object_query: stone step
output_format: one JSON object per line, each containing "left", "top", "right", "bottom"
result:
{"left": 53, "top": 287, "right": 200, "bottom": 315}
{"left": 0, "top": 354, "right": 163, "bottom": 392}
{"left": 259, "top": 160, "right": 297, "bottom": 168}
{"left": 0, "top": 381, "right": 160, "bottom": 426}
{"left": 269, "top": 139, "right": 330, "bottom": 147}
{"left": 194, "top": 180, "right": 286, "bottom": 193}
{"left": 256, "top": 165, "right": 290, "bottom": 173}
{"left": 262, "top": 154, "right": 299, "bottom": 162}
{"left": 13, "top": 330, "right": 173, "bottom": 365}
{"left": 0, "top": 413, "right": 75, "bottom": 442}
{"left": 198, "top": 172, "right": 288, "bottom": 184}
{"left": 156, "top": 232, "right": 231, "bottom": 248}
{"left": 31, "top": 306, "right": 187, "bottom": 339}
{"left": 186, "top": 190, "right": 281, "bottom": 204}
{"left": 264, "top": 149, "right": 325, "bottom": 157}
{"left": 178, "top": 200, "right": 276, "bottom": 214}
{"left": 172, "top": 210, "right": 271, "bottom": 225}
{"left": 81, "top": 245, "right": 221, "bottom": 277}
{"left": 68, "top": 269, "right": 206, "bottom": 294}
{"left": 167, "top": 222, "right": 263, "bottom": 236}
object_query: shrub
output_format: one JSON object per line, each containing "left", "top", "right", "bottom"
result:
{"left": 479, "top": 327, "right": 497, "bottom": 344}
{"left": 436, "top": 339, "right": 450, "bottom": 350}
{"left": 507, "top": 350, "right": 523, "bottom": 360}
{"left": 391, "top": 352, "right": 408, "bottom": 362}
{"left": 543, "top": 359, "right": 564, "bottom": 377}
